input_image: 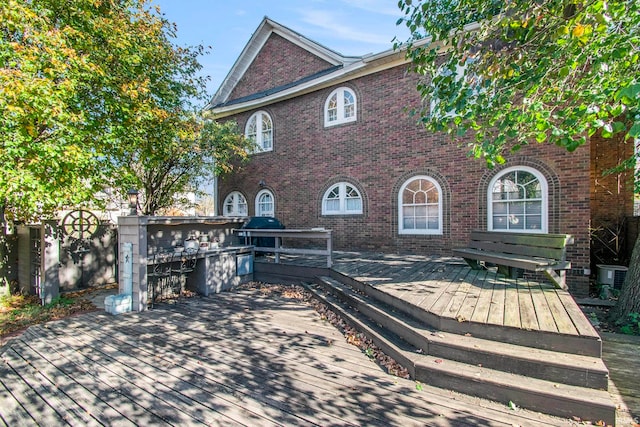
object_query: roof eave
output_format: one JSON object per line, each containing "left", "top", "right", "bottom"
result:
{"left": 209, "top": 50, "right": 409, "bottom": 119}
{"left": 209, "top": 17, "right": 363, "bottom": 107}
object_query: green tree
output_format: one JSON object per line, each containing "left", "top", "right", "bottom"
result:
{"left": 121, "top": 117, "right": 251, "bottom": 216}
{"left": 0, "top": 0, "right": 249, "bottom": 288}
{"left": 396, "top": 0, "right": 640, "bottom": 320}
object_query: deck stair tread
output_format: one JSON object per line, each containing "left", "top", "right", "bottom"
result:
{"left": 307, "top": 276, "right": 616, "bottom": 425}
{"left": 313, "top": 276, "right": 608, "bottom": 388}
{"left": 327, "top": 270, "right": 603, "bottom": 357}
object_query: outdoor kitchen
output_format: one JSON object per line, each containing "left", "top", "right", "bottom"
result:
{"left": 115, "top": 216, "right": 254, "bottom": 312}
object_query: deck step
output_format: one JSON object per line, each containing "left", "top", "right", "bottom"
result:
{"left": 330, "top": 270, "right": 603, "bottom": 357}
{"left": 306, "top": 276, "right": 616, "bottom": 425}
{"left": 314, "top": 276, "right": 609, "bottom": 389}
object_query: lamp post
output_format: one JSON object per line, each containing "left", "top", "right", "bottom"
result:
{"left": 127, "top": 189, "right": 139, "bottom": 216}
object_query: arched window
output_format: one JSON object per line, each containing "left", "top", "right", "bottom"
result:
{"left": 322, "top": 182, "right": 363, "bottom": 215}
{"left": 488, "top": 166, "right": 548, "bottom": 233}
{"left": 223, "top": 191, "right": 248, "bottom": 217}
{"left": 245, "top": 111, "right": 273, "bottom": 152}
{"left": 255, "top": 189, "right": 275, "bottom": 217}
{"left": 324, "top": 87, "right": 357, "bottom": 127}
{"left": 398, "top": 176, "right": 442, "bottom": 235}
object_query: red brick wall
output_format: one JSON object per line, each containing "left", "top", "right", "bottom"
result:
{"left": 590, "top": 131, "right": 634, "bottom": 220}
{"left": 228, "top": 33, "right": 334, "bottom": 101}
{"left": 220, "top": 64, "right": 599, "bottom": 296}
{"left": 589, "top": 131, "right": 635, "bottom": 267}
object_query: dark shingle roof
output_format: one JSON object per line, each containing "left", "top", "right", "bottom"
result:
{"left": 210, "top": 65, "right": 343, "bottom": 109}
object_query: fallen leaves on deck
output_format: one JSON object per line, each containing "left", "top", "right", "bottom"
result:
{"left": 237, "top": 282, "right": 410, "bottom": 379}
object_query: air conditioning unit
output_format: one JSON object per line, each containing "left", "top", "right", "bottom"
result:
{"left": 596, "top": 265, "right": 628, "bottom": 290}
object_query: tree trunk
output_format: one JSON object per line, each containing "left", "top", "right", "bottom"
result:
{"left": 611, "top": 234, "right": 640, "bottom": 321}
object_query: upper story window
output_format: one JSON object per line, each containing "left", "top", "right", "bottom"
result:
{"left": 430, "top": 59, "right": 482, "bottom": 119}
{"left": 324, "top": 87, "right": 357, "bottom": 127}
{"left": 488, "top": 166, "right": 548, "bottom": 233}
{"left": 245, "top": 111, "right": 273, "bottom": 152}
{"left": 223, "top": 191, "right": 248, "bottom": 217}
{"left": 398, "top": 176, "right": 442, "bottom": 235}
{"left": 255, "top": 189, "right": 274, "bottom": 217}
{"left": 322, "top": 182, "right": 363, "bottom": 215}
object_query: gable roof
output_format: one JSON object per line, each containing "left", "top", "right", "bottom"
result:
{"left": 208, "top": 18, "right": 420, "bottom": 118}
{"left": 208, "top": 17, "right": 362, "bottom": 109}
{"left": 208, "top": 17, "right": 472, "bottom": 118}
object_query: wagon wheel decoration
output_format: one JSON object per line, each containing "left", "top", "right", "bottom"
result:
{"left": 61, "top": 209, "right": 100, "bottom": 241}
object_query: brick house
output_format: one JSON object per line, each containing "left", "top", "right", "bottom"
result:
{"left": 208, "top": 18, "right": 633, "bottom": 297}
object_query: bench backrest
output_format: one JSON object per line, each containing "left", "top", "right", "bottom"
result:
{"left": 468, "top": 231, "right": 574, "bottom": 261}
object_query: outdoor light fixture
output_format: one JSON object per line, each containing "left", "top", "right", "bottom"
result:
{"left": 127, "top": 189, "right": 139, "bottom": 216}
{"left": 259, "top": 179, "right": 266, "bottom": 187}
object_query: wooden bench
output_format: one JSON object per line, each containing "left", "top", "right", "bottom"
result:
{"left": 452, "top": 231, "right": 574, "bottom": 290}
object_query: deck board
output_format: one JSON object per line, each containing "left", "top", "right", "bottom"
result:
{"left": 0, "top": 368, "right": 38, "bottom": 426}
{"left": 20, "top": 329, "right": 166, "bottom": 425}
{"left": 542, "top": 290, "right": 579, "bottom": 335}
{"left": 393, "top": 261, "right": 441, "bottom": 301}
{"left": 555, "top": 291, "right": 601, "bottom": 338}
{"left": 456, "top": 268, "right": 485, "bottom": 322}
{"left": 416, "top": 265, "right": 466, "bottom": 316}
{"left": 1, "top": 251, "right": 608, "bottom": 427}
{"left": 518, "top": 282, "right": 540, "bottom": 331}
{"left": 279, "top": 252, "right": 596, "bottom": 338}
{"left": 442, "top": 268, "right": 475, "bottom": 320}
{"left": 0, "top": 287, "right": 580, "bottom": 427}
{"left": 9, "top": 338, "right": 129, "bottom": 427}
{"left": 0, "top": 349, "right": 69, "bottom": 426}
{"left": 470, "top": 269, "right": 494, "bottom": 324}
{"left": 486, "top": 271, "right": 507, "bottom": 326}
{"left": 529, "top": 284, "right": 559, "bottom": 333}
{"left": 502, "top": 281, "right": 522, "bottom": 329}
{"left": 72, "top": 315, "right": 433, "bottom": 426}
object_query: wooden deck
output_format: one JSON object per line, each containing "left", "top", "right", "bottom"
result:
{"left": 260, "top": 251, "right": 600, "bottom": 340}
{"left": 0, "top": 287, "right": 578, "bottom": 426}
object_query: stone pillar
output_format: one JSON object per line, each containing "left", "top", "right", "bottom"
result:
{"left": 117, "top": 215, "right": 148, "bottom": 311}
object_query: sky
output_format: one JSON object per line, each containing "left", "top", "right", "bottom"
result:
{"left": 150, "top": 0, "right": 411, "bottom": 98}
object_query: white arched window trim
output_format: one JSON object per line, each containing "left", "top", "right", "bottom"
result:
{"left": 223, "top": 191, "right": 248, "bottom": 217}
{"left": 322, "top": 182, "right": 363, "bottom": 215}
{"left": 324, "top": 87, "right": 357, "bottom": 127}
{"left": 245, "top": 111, "right": 273, "bottom": 152}
{"left": 398, "top": 176, "right": 443, "bottom": 235}
{"left": 255, "top": 189, "right": 275, "bottom": 217}
{"left": 487, "top": 166, "right": 548, "bottom": 233}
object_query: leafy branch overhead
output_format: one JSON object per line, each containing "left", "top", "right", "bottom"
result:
{"left": 0, "top": 0, "right": 252, "bottom": 221}
{"left": 396, "top": 0, "right": 639, "bottom": 168}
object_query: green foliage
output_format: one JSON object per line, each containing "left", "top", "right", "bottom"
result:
{"left": 397, "top": 1, "right": 640, "bottom": 324}
{"left": 1, "top": 0, "right": 251, "bottom": 220}
{"left": 616, "top": 312, "right": 640, "bottom": 335}
{"left": 1, "top": 0, "right": 103, "bottom": 221}
{"left": 45, "top": 294, "right": 74, "bottom": 309}
{"left": 396, "top": 0, "right": 640, "bottom": 169}
{"left": 0, "top": 292, "right": 82, "bottom": 336}
{"left": 119, "top": 116, "right": 252, "bottom": 215}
